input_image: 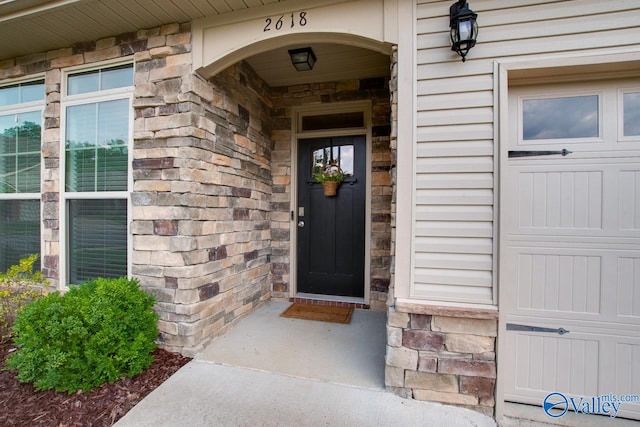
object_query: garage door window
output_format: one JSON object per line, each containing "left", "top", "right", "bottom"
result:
{"left": 623, "top": 91, "right": 640, "bottom": 137}
{"left": 522, "top": 95, "right": 599, "bottom": 140}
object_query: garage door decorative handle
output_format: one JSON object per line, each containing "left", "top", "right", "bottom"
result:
{"left": 508, "top": 149, "right": 572, "bottom": 158}
{"left": 507, "top": 323, "right": 570, "bottom": 335}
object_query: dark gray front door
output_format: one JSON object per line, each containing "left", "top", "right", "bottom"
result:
{"left": 296, "top": 136, "right": 366, "bottom": 297}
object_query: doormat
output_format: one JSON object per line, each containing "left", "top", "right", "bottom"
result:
{"left": 280, "top": 303, "right": 354, "bottom": 324}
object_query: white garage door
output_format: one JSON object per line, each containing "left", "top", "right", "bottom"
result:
{"left": 501, "top": 78, "right": 640, "bottom": 420}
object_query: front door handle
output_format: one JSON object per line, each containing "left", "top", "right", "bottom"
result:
{"left": 297, "top": 220, "right": 305, "bottom": 228}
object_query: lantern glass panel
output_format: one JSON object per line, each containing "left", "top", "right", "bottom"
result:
{"left": 459, "top": 19, "right": 473, "bottom": 41}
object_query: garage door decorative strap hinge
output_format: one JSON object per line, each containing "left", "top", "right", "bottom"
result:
{"left": 508, "top": 149, "right": 572, "bottom": 158}
{"left": 507, "top": 323, "right": 570, "bottom": 335}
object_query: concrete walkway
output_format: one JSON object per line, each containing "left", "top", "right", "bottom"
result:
{"left": 116, "top": 301, "right": 496, "bottom": 427}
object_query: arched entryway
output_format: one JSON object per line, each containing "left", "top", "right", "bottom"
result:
{"left": 125, "top": 0, "right": 401, "bottom": 355}
{"left": 191, "top": 0, "right": 397, "bottom": 309}
{"left": 188, "top": 25, "right": 395, "bottom": 389}
{"left": 203, "top": 39, "right": 394, "bottom": 309}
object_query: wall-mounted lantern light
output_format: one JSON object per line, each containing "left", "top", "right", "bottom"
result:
{"left": 449, "top": 0, "right": 478, "bottom": 62}
{"left": 288, "top": 47, "right": 317, "bottom": 71}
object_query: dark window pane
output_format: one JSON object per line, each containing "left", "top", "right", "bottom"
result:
{"left": 68, "top": 199, "right": 127, "bottom": 284}
{"left": 523, "top": 95, "right": 599, "bottom": 140}
{"left": 302, "top": 112, "right": 364, "bottom": 131}
{"left": 0, "top": 199, "right": 41, "bottom": 272}
{"left": 624, "top": 92, "right": 640, "bottom": 137}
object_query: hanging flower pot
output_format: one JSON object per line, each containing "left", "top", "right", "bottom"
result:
{"left": 322, "top": 181, "right": 340, "bottom": 197}
{"left": 314, "top": 164, "right": 345, "bottom": 198}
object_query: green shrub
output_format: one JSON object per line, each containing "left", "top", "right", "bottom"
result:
{"left": 6, "top": 277, "right": 159, "bottom": 393}
{"left": 0, "top": 254, "right": 49, "bottom": 342}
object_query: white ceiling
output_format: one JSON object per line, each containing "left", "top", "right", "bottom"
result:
{"left": 0, "top": 0, "right": 391, "bottom": 86}
{"left": 245, "top": 43, "right": 390, "bottom": 87}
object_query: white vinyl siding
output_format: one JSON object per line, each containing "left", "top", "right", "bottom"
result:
{"left": 410, "top": 0, "right": 640, "bottom": 304}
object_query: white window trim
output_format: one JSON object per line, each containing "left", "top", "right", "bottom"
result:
{"left": 59, "top": 62, "right": 134, "bottom": 287}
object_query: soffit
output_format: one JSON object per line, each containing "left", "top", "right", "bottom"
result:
{"left": 0, "top": 0, "right": 284, "bottom": 61}
{"left": 0, "top": 0, "right": 391, "bottom": 86}
{"left": 245, "top": 43, "right": 390, "bottom": 87}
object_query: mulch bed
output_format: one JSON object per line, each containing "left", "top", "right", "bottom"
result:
{"left": 0, "top": 340, "right": 191, "bottom": 426}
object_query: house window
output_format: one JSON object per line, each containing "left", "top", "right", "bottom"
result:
{"left": 62, "top": 63, "right": 133, "bottom": 285}
{"left": 302, "top": 112, "right": 364, "bottom": 131}
{"left": 0, "top": 81, "right": 44, "bottom": 271}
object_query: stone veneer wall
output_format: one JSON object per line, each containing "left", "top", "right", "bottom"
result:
{"left": 385, "top": 306, "right": 498, "bottom": 416}
{"left": 269, "top": 78, "right": 392, "bottom": 310}
{"left": 0, "top": 23, "right": 273, "bottom": 354}
{"left": 2, "top": 21, "right": 392, "bottom": 352}
{"left": 0, "top": 24, "right": 201, "bottom": 289}
{"left": 133, "top": 48, "right": 273, "bottom": 354}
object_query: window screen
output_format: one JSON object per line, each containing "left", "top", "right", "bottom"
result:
{"left": 67, "top": 64, "right": 133, "bottom": 95}
{"left": 0, "top": 111, "right": 42, "bottom": 194}
{"left": 0, "top": 200, "right": 40, "bottom": 272}
{"left": 68, "top": 199, "right": 127, "bottom": 284}
{"left": 65, "top": 99, "right": 129, "bottom": 192}
{"left": 0, "top": 80, "right": 44, "bottom": 107}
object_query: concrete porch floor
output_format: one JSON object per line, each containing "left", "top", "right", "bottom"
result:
{"left": 196, "top": 300, "right": 387, "bottom": 389}
{"left": 116, "top": 301, "right": 496, "bottom": 427}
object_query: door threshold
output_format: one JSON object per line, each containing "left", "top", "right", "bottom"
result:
{"left": 292, "top": 293, "right": 369, "bottom": 309}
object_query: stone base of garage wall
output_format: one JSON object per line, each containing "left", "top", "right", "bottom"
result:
{"left": 385, "top": 303, "right": 498, "bottom": 417}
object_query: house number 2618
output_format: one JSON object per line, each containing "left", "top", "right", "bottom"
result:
{"left": 263, "top": 11, "right": 307, "bottom": 32}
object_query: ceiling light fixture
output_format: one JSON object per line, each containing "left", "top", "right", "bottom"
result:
{"left": 288, "top": 47, "right": 316, "bottom": 71}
